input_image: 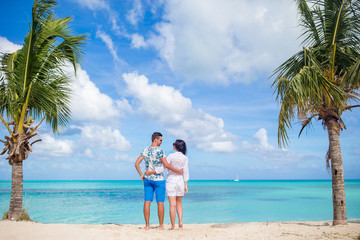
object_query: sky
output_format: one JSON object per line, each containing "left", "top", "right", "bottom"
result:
{"left": 0, "top": 0, "right": 359, "bottom": 180}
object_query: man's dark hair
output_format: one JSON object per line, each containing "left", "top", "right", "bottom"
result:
{"left": 152, "top": 132, "right": 162, "bottom": 142}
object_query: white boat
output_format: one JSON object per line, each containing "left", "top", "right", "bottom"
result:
{"left": 234, "top": 176, "right": 239, "bottom": 182}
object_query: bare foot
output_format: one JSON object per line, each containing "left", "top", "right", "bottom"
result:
{"left": 159, "top": 226, "right": 164, "bottom": 231}
{"left": 179, "top": 223, "right": 183, "bottom": 230}
{"left": 145, "top": 225, "right": 150, "bottom": 230}
{"left": 170, "top": 226, "right": 175, "bottom": 230}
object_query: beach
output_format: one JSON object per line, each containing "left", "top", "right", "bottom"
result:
{"left": 1, "top": 220, "right": 359, "bottom": 240}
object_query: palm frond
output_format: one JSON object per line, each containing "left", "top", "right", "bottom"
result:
{"left": 298, "top": 114, "right": 318, "bottom": 138}
{"left": 0, "top": 0, "right": 86, "bottom": 133}
{"left": 275, "top": 64, "right": 345, "bottom": 146}
{"left": 343, "top": 57, "right": 360, "bottom": 89}
{"left": 271, "top": 0, "right": 359, "bottom": 147}
{"left": 296, "top": 0, "right": 322, "bottom": 46}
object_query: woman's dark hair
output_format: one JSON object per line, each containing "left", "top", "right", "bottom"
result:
{"left": 173, "top": 139, "right": 187, "bottom": 155}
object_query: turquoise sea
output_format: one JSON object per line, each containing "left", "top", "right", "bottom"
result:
{"left": 0, "top": 180, "right": 359, "bottom": 225}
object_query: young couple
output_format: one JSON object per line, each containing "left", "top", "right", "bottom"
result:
{"left": 134, "top": 132, "right": 189, "bottom": 230}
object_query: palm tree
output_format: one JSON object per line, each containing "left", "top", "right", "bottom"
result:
{"left": 0, "top": 0, "right": 85, "bottom": 220}
{"left": 272, "top": 0, "right": 360, "bottom": 225}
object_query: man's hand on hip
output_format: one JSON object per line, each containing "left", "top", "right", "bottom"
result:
{"left": 175, "top": 169, "right": 183, "bottom": 175}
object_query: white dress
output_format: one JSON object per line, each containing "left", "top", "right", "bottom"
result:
{"left": 156, "top": 151, "right": 189, "bottom": 196}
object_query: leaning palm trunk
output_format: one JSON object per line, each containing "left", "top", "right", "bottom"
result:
{"left": 326, "top": 119, "right": 347, "bottom": 225}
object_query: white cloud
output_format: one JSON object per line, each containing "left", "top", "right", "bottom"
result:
{"left": 126, "top": 0, "right": 143, "bottom": 26}
{"left": 146, "top": 23, "right": 175, "bottom": 69}
{"left": 76, "top": 125, "right": 131, "bottom": 151}
{"left": 0, "top": 36, "right": 22, "bottom": 80}
{"left": 114, "top": 152, "right": 133, "bottom": 162}
{"left": 146, "top": 0, "right": 165, "bottom": 15}
{"left": 242, "top": 128, "right": 302, "bottom": 163}
{"left": 96, "top": 29, "right": 120, "bottom": 62}
{"left": 69, "top": 64, "right": 132, "bottom": 122}
{"left": 0, "top": 36, "right": 22, "bottom": 53}
{"left": 35, "top": 134, "right": 73, "bottom": 157}
{"left": 123, "top": 72, "right": 237, "bottom": 152}
{"left": 84, "top": 148, "right": 94, "bottom": 158}
{"left": 0, "top": 36, "right": 131, "bottom": 158}
{"left": 76, "top": 0, "right": 126, "bottom": 38}
{"left": 1, "top": 36, "right": 133, "bottom": 160}
{"left": 131, "top": 33, "right": 148, "bottom": 48}
{"left": 76, "top": 0, "right": 110, "bottom": 11}
{"left": 134, "top": 0, "right": 301, "bottom": 84}
{"left": 0, "top": 37, "right": 131, "bottom": 124}
{"left": 253, "top": 128, "right": 274, "bottom": 151}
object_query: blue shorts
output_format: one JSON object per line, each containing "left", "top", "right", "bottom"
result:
{"left": 144, "top": 178, "right": 166, "bottom": 202}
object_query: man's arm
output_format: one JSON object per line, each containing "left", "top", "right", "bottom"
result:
{"left": 145, "top": 164, "right": 165, "bottom": 175}
{"left": 160, "top": 157, "right": 183, "bottom": 175}
{"left": 135, "top": 156, "right": 145, "bottom": 181}
{"left": 145, "top": 170, "right": 156, "bottom": 175}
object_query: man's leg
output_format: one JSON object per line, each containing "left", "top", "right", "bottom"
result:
{"left": 155, "top": 180, "right": 166, "bottom": 230}
{"left": 168, "top": 196, "right": 176, "bottom": 230}
{"left": 157, "top": 202, "right": 164, "bottom": 230}
{"left": 144, "top": 179, "right": 154, "bottom": 230}
{"left": 144, "top": 201, "right": 151, "bottom": 230}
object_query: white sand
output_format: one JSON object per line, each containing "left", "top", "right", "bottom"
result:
{"left": 1, "top": 220, "right": 359, "bottom": 240}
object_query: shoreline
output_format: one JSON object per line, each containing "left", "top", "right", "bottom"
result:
{"left": 1, "top": 179, "right": 359, "bottom": 181}
{"left": 1, "top": 220, "right": 359, "bottom": 240}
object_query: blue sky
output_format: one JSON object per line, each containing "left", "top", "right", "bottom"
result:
{"left": 0, "top": 0, "right": 359, "bottom": 180}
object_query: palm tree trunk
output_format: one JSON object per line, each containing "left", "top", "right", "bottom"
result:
{"left": 326, "top": 118, "right": 347, "bottom": 225}
{"left": 8, "top": 160, "right": 23, "bottom": 220}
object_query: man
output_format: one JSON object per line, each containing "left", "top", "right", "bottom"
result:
{"left": 135, "top": 132, "right": 183, "bottom": 230}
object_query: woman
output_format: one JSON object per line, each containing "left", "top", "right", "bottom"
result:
{"left": 146, "top": 139, "right": 189, "bottom": 230}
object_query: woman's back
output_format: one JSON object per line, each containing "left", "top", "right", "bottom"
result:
{"left": 166, "top": 151, "right": 189, "bottom": 182}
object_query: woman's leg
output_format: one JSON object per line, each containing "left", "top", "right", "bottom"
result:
{"left": 176, "top": 196, "right": 183, "bottom": 229}
{"left": 168, "top": 196, "right": 176, "bottom": 230}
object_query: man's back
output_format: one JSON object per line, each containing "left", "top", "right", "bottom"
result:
{"left": 141, "top": 146, "right": 165, "bottom": 181}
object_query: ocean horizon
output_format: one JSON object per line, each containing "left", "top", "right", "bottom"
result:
{"left": 1, "top": 180, "right": 359, "bottom": 225}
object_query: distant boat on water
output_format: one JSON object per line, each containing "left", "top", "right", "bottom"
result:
{"left": 233, "top": 176, "right": 239, "bottom": 182}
